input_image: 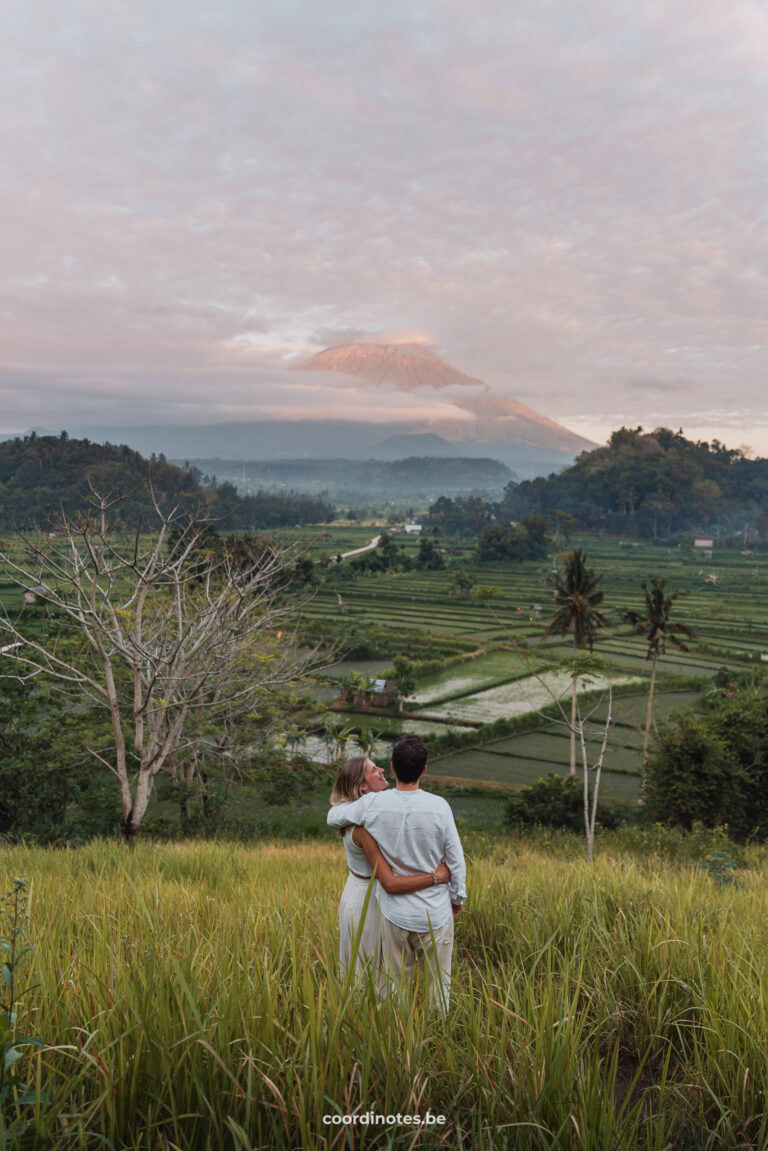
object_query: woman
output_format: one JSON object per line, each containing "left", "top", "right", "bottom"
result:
{"left": 330, "top": 756, "right": 450, "bottom": 975}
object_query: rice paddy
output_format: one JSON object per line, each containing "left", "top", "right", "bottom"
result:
{"left": 4, "top": 528, "right": 767, "bottom": 802}
{"left": 424, "top": 670, "right": 641, "bottom": 725}
{"left": 300, "top": 531, "right": 768, "bottom": 798}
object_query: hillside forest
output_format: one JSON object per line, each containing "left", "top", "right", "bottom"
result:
{"left": 502, "top": 426, "right": 768, "bottom": 539}
{"left": 0, "top": 433, "right": 333, "bottom": 530}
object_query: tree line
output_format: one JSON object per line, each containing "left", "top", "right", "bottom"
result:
{"left": 424, "top": 428, "right": 768, "bottom": 542}
{"left": 0, "top": 434, "right": 334, "bottom": 531}
{"left": 503, "top": 426, "right": 768, "bottom": 539}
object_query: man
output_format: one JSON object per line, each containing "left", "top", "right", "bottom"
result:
{"left": 326, "top": 733, "right": 466, "bottom": 1011}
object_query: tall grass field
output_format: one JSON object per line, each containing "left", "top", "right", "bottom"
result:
{"left": 3, "top": 836, "right": 768, "bottom": 1149}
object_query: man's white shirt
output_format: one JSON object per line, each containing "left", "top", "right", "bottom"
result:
{"left": 327, "top": 789, "right": 467, "bottom": 932}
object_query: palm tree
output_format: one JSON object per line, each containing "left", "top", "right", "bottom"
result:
{"left": 624, "top": 578, "right": 695, "bottom": 759}
{"left": 322, "top": 717, "right": 355, "bottom": 763}
{"left": 546, "top": 549, "right": 610, "bottom": 774}
{"left": 354, "top": 728, "right": 383, "bottom": 759}
{"left": 391, "top": 656, "right": 416, "bottom": 714}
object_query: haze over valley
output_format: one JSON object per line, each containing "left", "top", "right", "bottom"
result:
{"left": 6, "top": 341, "right": 596, "bottom": 480}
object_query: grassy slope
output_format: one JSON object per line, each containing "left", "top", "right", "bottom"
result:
{"left": 3, "top": 836, "right": 768, "bottom": 1149}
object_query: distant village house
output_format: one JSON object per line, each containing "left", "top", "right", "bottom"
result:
{"left": 352, "top": 678, "right": 398, "bottom": 708}
{"left": 24, "top": 586, "right": 48, "bottom": 605}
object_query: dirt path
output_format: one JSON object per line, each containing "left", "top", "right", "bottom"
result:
{"left": 340, "top": 535, "right": 381, "bottom": 559}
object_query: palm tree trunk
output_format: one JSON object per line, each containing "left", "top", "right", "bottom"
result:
{"left": 643, "top": 652, "right": 658, "bottom": 760}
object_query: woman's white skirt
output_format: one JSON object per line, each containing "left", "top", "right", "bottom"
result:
{"left": 338, "top": 872, "right": 381, "bottom": 976}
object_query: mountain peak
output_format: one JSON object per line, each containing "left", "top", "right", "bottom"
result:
{"left": 294, "top": 341, "right": 594, "bottom": 453}
{"left": 295, "top": 341, "right": 487, "bottom": 393}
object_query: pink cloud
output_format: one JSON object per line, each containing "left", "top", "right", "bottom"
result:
{"left": 0, "top": 0, "right": 767, "bottom": 443}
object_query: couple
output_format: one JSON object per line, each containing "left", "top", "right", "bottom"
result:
{"left": 328, "top": 734, "right": 466, "bottom": 1011}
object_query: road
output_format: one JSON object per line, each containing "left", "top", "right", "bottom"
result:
{"left": 340, "top": 535, "right": 381, "bottom": 559}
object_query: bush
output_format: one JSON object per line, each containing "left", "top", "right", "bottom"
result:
{"left": 643, "top": 712, "right": 743, "bottom": 833}
{"left": 504, "top": 774, "right": 621, "bottom": 833}
{"left": 476, "top": 515, "right": 550, "bottom": 563}
{"left": 643, "top": 678, "right": 768, "bottom": 841}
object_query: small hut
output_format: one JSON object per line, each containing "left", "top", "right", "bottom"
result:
{"left": 353, "top": 678, "right": 398, "bottom": 709}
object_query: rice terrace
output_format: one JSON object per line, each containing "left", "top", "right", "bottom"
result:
{"left": 297, "top": 529, "right": 764, "bottom": 805}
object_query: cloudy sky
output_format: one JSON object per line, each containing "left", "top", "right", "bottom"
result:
{"left": 3, "top": 0, "right": 768, "bottom": 450}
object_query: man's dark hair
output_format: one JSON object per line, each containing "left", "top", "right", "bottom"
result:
{"left": 391, "top": 734, "right": 427, "bottom": 784}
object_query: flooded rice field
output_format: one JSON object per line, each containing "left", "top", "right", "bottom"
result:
{"left": 426, "top": 670, "right": 642, "bottom": 724}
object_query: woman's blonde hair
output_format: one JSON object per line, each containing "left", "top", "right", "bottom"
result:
{"left": 330, "top": 756, "right": 369, "bottom": 806}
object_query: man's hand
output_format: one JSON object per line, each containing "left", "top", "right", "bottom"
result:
{"left": 451, "top": 903, "right": 463, "bottom": 918}
{"left": 434, "top": 861, "right": 451, "bottom": 884}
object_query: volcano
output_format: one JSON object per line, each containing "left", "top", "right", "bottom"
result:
{"left": 294, "top": 342, "right": 593, "bottom": 456}
{"left": 58, "top": 343, "right": 594, "bottom": 480}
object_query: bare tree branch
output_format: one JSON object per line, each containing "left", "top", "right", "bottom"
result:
{"left": 0, "top": 488, "right": 315, "bottom": 842}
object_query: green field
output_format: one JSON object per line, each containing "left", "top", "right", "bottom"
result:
{"left": 5, "top": 526, "right": 768, "bottom": 803}
{"left": 429, "top": 750, "right": 642, "bottom": 799}
{"left": 4, "top": 837, "right": 768, "bottom": 1149}
{"left": 4, "top": 530, "right": 768, "bottom": 1144}
{"left": 291, "top": 530, "right": 768, "bottom": 797}
{"left": 301, "top": 530, "right": 768, "bottom": 653}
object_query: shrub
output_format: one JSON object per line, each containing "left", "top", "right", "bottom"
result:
{"left": 613, "top": 820, "right": 742, "bottom": 863}
{"left": 504, "top": 774, "right": 621, "bottom": 833}
{"left": 643, "top": 712, "right": 743, "bottom": 833}
{"left": 643, "top": 679, "right": 768, "bottom": 840}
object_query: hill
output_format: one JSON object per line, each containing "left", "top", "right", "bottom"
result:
{"left": 0, "top": 434, "right": 334, "bottom": 530}
{"left": 20, "top": 420, "right": 581, "bottom": 479}
{"left": 503, "top": 426, "right": 768, "bottom": 538}
{"left": 366, "top": 432, "right": 461, "bottom": 458}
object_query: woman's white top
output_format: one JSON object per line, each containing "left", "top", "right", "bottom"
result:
{"left": 342, "top": 826, "right": 372, "bottom": 876}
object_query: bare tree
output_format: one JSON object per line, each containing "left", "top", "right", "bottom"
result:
{"left": 574, "top": 678, "right": 613, "bottom": 863}
{"left": 481, "top": 586, "right": 617, "bottom": 861}
{"left": 525, "top": 656, "right": 615, "bottom": 862}
{"left": 478, "top": 590, "right": 617, "bottom": 859}
{"left": 0, "top": 481, "right": 311, "bottom": 842}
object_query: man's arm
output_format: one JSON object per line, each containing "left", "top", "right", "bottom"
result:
{"left": 326, "top": 794, "right": 370, "bottom": 829}
{"left": 442, "top": 806, "right": 467, "bottom": 910}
